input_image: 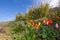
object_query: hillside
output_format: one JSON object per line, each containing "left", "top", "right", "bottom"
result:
{"left": 0, "top": 6, "right": 60, "bottom": 40}
{"left": 0, "top": 22, "right": 13, "bottom": 40}
{"left": 50, "top": 7, "right": 60, "bottom": 16}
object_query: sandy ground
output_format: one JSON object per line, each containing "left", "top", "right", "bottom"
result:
{"left": 0, "top": 22, "right": 13, "bottom": 40}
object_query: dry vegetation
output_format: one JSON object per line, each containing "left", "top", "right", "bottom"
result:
{"left": 0, "top": 22, "right": 13, "bottom": 40}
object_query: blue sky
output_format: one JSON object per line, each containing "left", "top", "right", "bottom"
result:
{"left": 0, "top": 0, "right": 33, "bottom": 22}
{"left": 0, "top": 0, "right": 59, "bottom": 22}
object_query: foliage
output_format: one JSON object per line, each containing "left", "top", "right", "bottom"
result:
{"left": 11, "top": 21, "right": 60, "bottom": 40}
{"left": 19, "top": 3, "right": 50, "bottom": 20}
{"left": 13, "top": 34, "right": 21, "bottom": 40}
{"left": 11, "top": 21, "right": 25, "bottom": 33}
{"left": 11, "top": 21, "right": 36, "bottom": 40}
{"left": 35, "top": 24, "right": 59, "bottom": 40}
{"left": 22, "top": 25, "right": 36, "bottom": 40}
{"left": 15, "top": 13, "right": 25, "bottom": 21}
{"left": 39, "top": 4, "right": 50, "bottom": 18}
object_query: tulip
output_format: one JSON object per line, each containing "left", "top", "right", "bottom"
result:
{"left": 30, "top": 20, "right": 33, "bottom": 23}
{"left": 29, "top": 20, "right": 41, "bottom": 29}
{"left": 55, "top": 23, "right": 59, "bottom": 28}
{"left": 38, "top": 22, "right": 41, "bottom": 26}
{"left": 34, "top": 22, "right": 41, "bottom": 29}
{"left": 49, "top": 20, "right": 53, "bottom": 25}
{"left": 43, "top": 20, "right": 46, "bottom": 24}
{"left": 43, "top": 19, "right": 53, "bottom": 25}
{"left": 32, "top": 22, "right": 35, "bottom": 26}
{"left": 46, "top": 20, "right": 49, "bottom": 25}
{"left": 34, "top": 24, "right": 38, "bottom": 29}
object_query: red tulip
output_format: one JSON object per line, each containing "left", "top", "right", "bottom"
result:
{"left": 49, "top": 20, "right": 53, "bottom": 25}
{"left": 43, "top": 19, "right": 53, "bottom": 25}
{"left": 46, "top": 20, "right": 49, "bottom": 25}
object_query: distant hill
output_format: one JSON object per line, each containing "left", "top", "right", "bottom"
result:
{"left": 50, "top": 7, "right": 60, "bottom": 16}
{"left": 51, "top": 7, "right": 60, "bottom": 11}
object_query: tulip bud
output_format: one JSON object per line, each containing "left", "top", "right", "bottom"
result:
{"left": 43, "top": 20, "right": 46, "bottom": 24}
{"left": 55, "top": 23, "right": 59, "bottom": 28}
{"left": 30, "top": 20, "right": 33, "bottom": 23}
{"left": 49, "top": 20, "right": 53, "bottom": 25}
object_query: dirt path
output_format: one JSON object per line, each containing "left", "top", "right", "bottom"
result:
{"left": 0, "top": 22, "right": 13, "bottom": 40}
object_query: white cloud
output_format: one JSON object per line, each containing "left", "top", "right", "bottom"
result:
{"left": 33, "top": 0, "right": 50, "bottom": 6}
{"left": 49, "top": 0, "right": 59, "bottom": 7}
{"left": 33, "top": 0, "right": 59, "bottom": 8}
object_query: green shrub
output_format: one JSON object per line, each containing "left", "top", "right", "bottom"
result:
{"left": 35, "top": 24, "right": 59, "bottom": 40}
{"left": 12, "top": 23, "right": 25, "bottom": 33}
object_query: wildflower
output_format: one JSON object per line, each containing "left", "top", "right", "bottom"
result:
{"left": 35, "top": 24, "right": 38, "bottom": 29}
{"left": 30, "top": 20, "right": 33, "bottom": 23}
{"left": 38, "top": 22, "right": 41, "bottom": 25}
{"left": 49, "top": 20, "right": 53, "bottom": 25}
{"left": 34, "top": 22, "right": 41, "bottom": 29}
{"left": 43, "top": 20, "right": 46, "bottom": 24}
{"left": 55, "top": 23, "right": 59, "bottom": 28}
{"left": 43, "top": 19, "right": 48, "bottom": 25}
{"left": 30, "top": 20, "right": 41, "bottom": 29}
{"left": 46, "top": 20, "right": 49, "bottom": 25}
{"left": 29, "top": 20, "right": 35, "bottom": 26}
{"left": 43, "top": 19, "right": 53, "bottom": 25}
{"left": 31, "top": 22, "right": 35, "bottom": 26}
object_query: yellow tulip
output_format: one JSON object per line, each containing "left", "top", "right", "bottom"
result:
{"left": 34, "top": 22, "right": 41, "bottom": 29}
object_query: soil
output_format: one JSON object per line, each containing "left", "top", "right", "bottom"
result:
{"left": 0, "top": 22, "right": 13, "bottom": 40}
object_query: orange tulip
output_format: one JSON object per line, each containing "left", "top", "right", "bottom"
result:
{"left": 34, "top": 22, "right": 41, "bottom": 29}
{"left": 34, "top": 24, "right": 38, "bottom": 29}
{"left": 30, "top": 20, "right": 33, "bottom": 23}
{"left": 43, "top": 20, "right": 45, "bottom": 23}
{"left": 30, "top": 20, "right": 41, "bottom": 29}
{"left": 32, "top": 22, "right": 35, "bottom": 26}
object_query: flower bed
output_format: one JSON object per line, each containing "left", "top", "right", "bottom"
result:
{"left": 11, "top": 19, "right": 60, "bottom": 40}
